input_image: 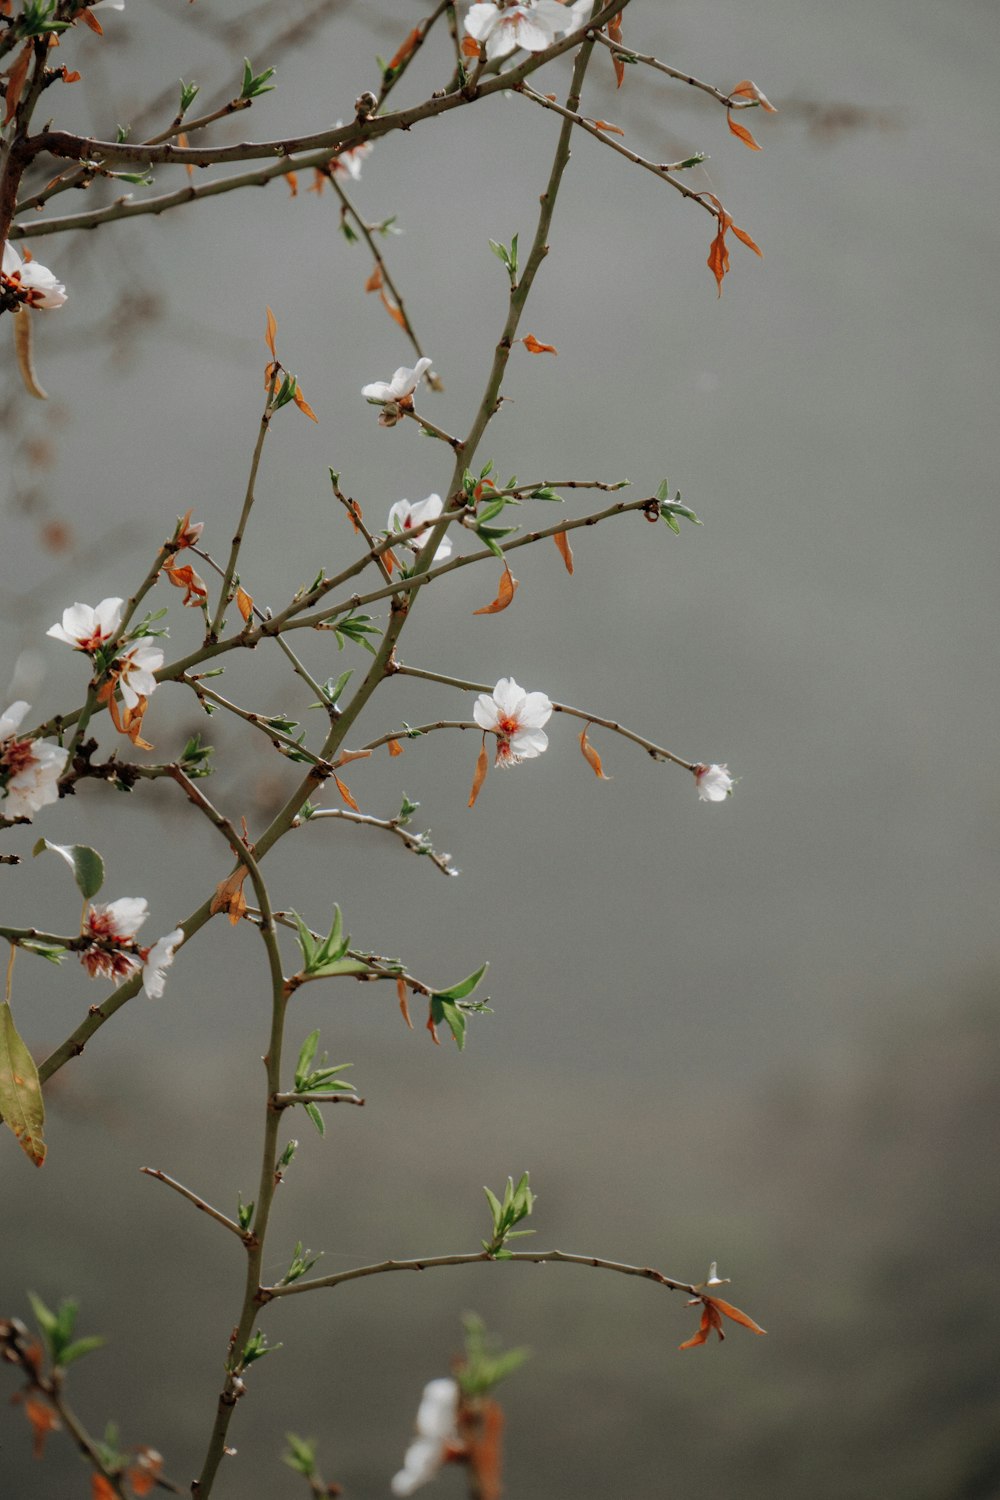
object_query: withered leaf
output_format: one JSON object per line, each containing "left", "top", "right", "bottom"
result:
{"left": 334, "top": 749, "right": 371, "bottom": 767}
{"left": 91, "top": 1476, "right": 117, "bottom": 1500}
{"left": 286, "top": 171, "right": 299, "bottom": 197}
{"left": 210, "top": 867, "right": 249, "bottom": 926}
{"left": 593, "top": 119, "right": 625, "bottom": 136}
{"left": 553, "top": 529, "right": 574, "bottom": 575}
{"left": 23, "top": 1393, "right": 59, "bottom": 1457}
{"left": 333, "top": 772, "right": 360, "bottom": 811}
{"left": 387, "top": 25, "right": 420, "bottom": 72}
{"left": 236, "top": 587, "right": 254, "bottom": 622}
{"left": 473, "top": 562, "right": 518, "bottom": 615}
{"left": 607, "top": 12, "right": 625, "bottom": 87}
{"left": 396, "top": 974, "right": 413, "bottom": 1030}
{"left": 3, "top": 43, "right": 32, "bottom": 126}
{"left": 293, "top": 384, "right": 319, "bottom": 423}
{"left": 579, "top": 725, "right": 610, "bottom": 779}
{"left": 365, "top": 264, "right": 383, "bottom": 293}
{"left": 727, "top": 112, "right": 761, "bottom": 150}
{"left": 0, "top": 1001, "right": 46, "bottom": 1167}
{"left": 265, "top": 306, "right": 278, "bottom": 360}
{"left": 387, "top": 739, "right": 404, "bottom": 757}
{"left": 379, "top": 290, "right": 406, "bottom": 329}
{"left": 522, "top": 333, "right": 558, "bottom": 355}
{"left": 13, "top": 311, "right": 48, "bottom": 401}
{"left": 177, "top": 131, "right": 194, "bottom": 177}
{"left": 731, "top": 78, "right": 777, "bottom": 112}
{"left": 467, "top": 739, "right": 489, "bottom": 808}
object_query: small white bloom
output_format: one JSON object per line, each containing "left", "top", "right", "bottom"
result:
{"left": 90, "top": 1, "right": 126, "bottom": 10}
{"left": 142, "top": 927, "right": 184, "bottom": 999}
{"left": 465, "top": 0, "right": 567, "bottom": 59}
{"left": 80, "top": 896, "right": 149, "bottom": 984}
{"left": 362, "top": 356, "right": 432, "bottom": 405}
{"left": 117, "top": 642, "right": 164, "bottom": 709}
{"left": 387, "top": 494, "right": 453, "bottom": 561}
{"left": 47, "top": 597, "right": 124, "bottom": 652}
{"left": 0, "top": 702, "right": 68, "bottom": 821}
{"left": 2, "top": 242, "right": 68, "bottom": 310}
{"left": 474, "top": 676, "right": 553, "bottom": 767}
{"left": 693, "top": 763, "right": 734, "bottom": 802}
{"left": 391, "top": 1378, "right": 459, "bottom": 1496}
{"left": 329, "top": 121, "right": 372, "bottom": 181}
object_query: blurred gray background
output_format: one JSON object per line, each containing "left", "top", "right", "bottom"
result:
{"left": 2, "top": 1, "right": 999, "bottom": 1496}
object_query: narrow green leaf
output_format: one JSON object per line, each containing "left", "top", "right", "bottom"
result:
{"left": 295, "top": 1030, "right": 320, "bottom": 1080}
{"left": 27, "top": 1290, "right": 59, "bottom": 1340}
{"left": 304, "top": 1101, "right": 326, "bottom": 1135}
{"left": 0, "top": 1003, "right": 46, "bottom": 1167}
{"left": 32, "top": 839, "right": 104, "bottom": 900}
{"left": 434, "top": 962, "right": 488, "bottom": 1003}
{"left": 58, "top": 1334, "right": 106, "bottom": 1368}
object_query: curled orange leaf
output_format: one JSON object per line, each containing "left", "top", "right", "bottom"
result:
{"left": 125, "top": 1450, "right": 164, "bottom": 1498}
{"left": 522, "top": 333, "right": 558, "bottom": 355}
{"left": 22, "top": 1394, "right": 59, "bottom": 1457}
{"left": 553, "top": 529, "right": 574, "bottom": 575}
{"left": 163, "top": 562, "right": 208, "bottom": 606}
{"left": 593, "top": 119, "right": 625, "bottom": 137}
{"left": 334, "top": 749, "right": 371, "bottom": 767}
{"left": 91, "top": 1476, "right": 117, "bottom": 1500}
{"left": 286, "top": 171, "right": 298, "bottom": 197}
{"left": 388, "top": 26, "right": 420, "bottom": 72}
{"left": 3, "top": 44, "right": 31, "bottom": 124}
{"left": 607, "top": 12, "right": 625, "bottom": 87}
{"left": 379, "top": 289, "right": 407, "bottom": 329}
{"left": 210, "top": 867, "right": 249, "bottom": 926}
{"left": 731, "top": 78, "right": 777, "bottom": 112}
{"left": 177, "top": 131, "right": 194, "bottom": 177}
{"left": 265, "top": 306, "right": 278, "bottom": 360}
{"left": 727, "top": 112, "right": 761, "bottom": 150}
{"left": 387, "top": 738, "right": 404, "bottom": 757}
{"left": 579, "top": 725, "right": 610, "bottom": 779}
{"left": 14, "top": 309, "right": 47, "bottom": 400}
{"left": 333, "top": 772, "right": 359, "bottom": 811}
{"left": 461, "top": 34, "right": 480, "bottom": 58}
{"left": 236, "top": 587, "right": 254, "bottom": 622}
{"left": 345, "top": 498, "right": 363, "bottom": 532}
{"left": 293, "top": 384, "right": 319, "bottom": 423}
{"left": 365, "top": 264, "right": 383, "bottom": 293}
{"left": 396, "top": 974, "right": 413, "bottom": 1029}
{"left": 680, "top": 1294, "right": 766, "bottom": 1350}
{"left": 468, "top": 738, "right": 489, "bottom": 808}
{"left": 473, "top": 562, "right": 518, "bottom": 615}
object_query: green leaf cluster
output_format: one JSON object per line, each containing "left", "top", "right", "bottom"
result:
{"left": 458, "top": 1313, "right": 530, "bottom": 1398}
{"left": 238, "top": 1329, "right": 280, "bottom": 1368}
{"left": 655, "top": 478, "right": 701, "bottom": 532}
{"left": 482, "top": 1171, "right": 535, "bottom": 1257}
{"left": 488, "top": 232, "right": 519, "bottom": 285}
{"left": 429, "top": 962, "right": 489, "bottom": 1050}
{"left": 283, "top": 1432, "right": 320, "bottom": 1480}
{"left": 240, "top": 58, "right": 276, "bottom": 101}
{"left": 28, "top": 1292, "right": 104, "bottom": 1369}
{"left": 278, "top": 1240, "right": 322, "bottom": 1286}
{"left": 331, "top": 613, "right": 380, "bottom": 654}
{"left": 293, "top": 1029, "right": 356, "bottom": 1135}
{"left": 291, "top": 907, "right": 370, "bottom": 982}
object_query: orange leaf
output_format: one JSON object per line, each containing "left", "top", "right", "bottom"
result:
{"left": 23, "top": 1394, "right": 60, "bottom": 1459}
{"left": 333, "top": 772, "right": 359, "bottom": 811}
{"left": 473, "top": 562, "right": 518, "bottom": 615}
{"left": 365, "top": 264, "right": 383, "bottom": 293}
{"left": 123, "top": 697, "right": 153, "bottom": 750}
{"left": 387, "top": 25, "right": 420, "bottom": 72}
{"left": 379, "top": 289, "right": 406, "bottom": 329}
{"left": 286, "top": 171, "right": 298, "bottom": 197}
{"left": 522, "top": 333, "right": 558, "bottom": 355}
{"left": 396, "top": 974, "right": 413, "bottom": 1030}
{"left": 236, "top": 587, "right": 254, "bottom": 622}
{"left": 467, "top": 739, "right": 489, "bottom": 808}
{"left": 177, "top": 131, "right": 194, "bottom": 176}
{"left": 210, "top": 867, "right": 249, "bottom": 926}
{"left": 293, "top": 385, "right": 319, "bottom": 422}
{"left": 553, "top": 529, "right": 574, "bottom": 575}
{"left": 579, "top": 725, "right": 610, "bottom": 779}
{"left": 334, "top": 748, "right": 371, "bottom": 767}
{"left": 345, "top": 498, "right": 363, "bottom": 532}
{"left": 707, "top": 219, "right": 730, "bottom": 297}
{"left": 126, "top": 1447, "right": 164, "bottom": 1496}
{"left": 466, "top": 1398, "right": 504, "bottom": 1500}
{"left": 426, "top": 1006, "right": 441, "bottom": 1044}
{"left": 163, "top": 562, "right": 208, "bottom": 606}
{"left": 265, "top": 306, "right": 278, "bottom": 360}
{"left": 3, "top": 43, "right": 32, "bottom": 126}
{"left": 593, "top": 119, "right": 624, "bottom": 136}
{"left": 387, "top": 738, "right": 404, "bottom": 757}
{"left": 80, "top": 7, "right": 103, "bottom": 32}
{"left": 461, "top": 34, "right": 480, "bottom": 58}
{"left": 710, "top": 1295, "right": 767, "bottom": 1336}
{"left": 91, "top": 1476, "right": 116, "bottom": 1500}
{"left": 679, "top": 1300, "right": 721, "bottom": 1350}
{"left": 730, "top": 222, "right": 763, "bottom": 256}
{"left": 727, "top": 112, "right": 761, "bottom": 150}
{"left": 607, "top": 12, "right": 625, "bottom": 87}
{"left": 731, "top": 78, "right": 777, "bottom": 112}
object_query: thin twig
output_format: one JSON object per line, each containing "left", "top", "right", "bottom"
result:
{"left": 140, "top": 1167, "right": 249, "bottom": 1242}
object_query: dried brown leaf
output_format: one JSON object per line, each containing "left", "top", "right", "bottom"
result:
{"left": 334, "top": 749, "right": 371, "bottom": 767}
{"left": 472, "top": 562, "right": 518, "bottom": 615}
{"left": 365, "top": 264, "right": 383, "bottom": 293}
{"left": 727, "top": 112, "right": 761, "bottom": 150}
{"left": 23, "top": 1394, "right": 59, "bottom": 1457}
{"left": 388, "top": 25, "right": 420, "bottom": 72}
{"left": 579, "top": 725, "right": 610, "bottom": 779}
{"left": 293, "top": 384, "right": 319, "bottom": 422}
{"left": 379, "top": 289, "right": 406, "bottom": 329}
{"left": 522, "top": 333, "right": 558, "bottom": 355}
{"left": 396, "top": 974, "right": 413, "bottom": 1029}
{"left": 467, "top": 739, "right": 489, "bottom": 808}
{"left": 236, "top": 587, "right": 254, "bottom": 622}
{"left": 553, "top": 529, "right": 574, "bottom": 575}
{"left": 265, "top": 306, "right": 278, "bottom": 360}
{"left": 333, "top": 772, "right": 359, "bottom": 811}
{"left": 387, "top": 738, "right": 404, "bottom": 757}
{"left": 607, "top": 12, "right": 625, "bottom": 87}
{"left": 3, "top": 43, "right": 31, "bottom": 123}
{"left": 13, "top": 311, "right": 47, "bottom": 400}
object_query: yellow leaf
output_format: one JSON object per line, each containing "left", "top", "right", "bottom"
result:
{"left": 473, "top": 562, "right": 518, "bottom": 615}
{"left": 467, "top": 739, "right": 489, "bottom": 808}
{"left": 0, "top": 1000, "right": 46, "bottom": 1167}
{"left": 236, "top": 587, "right": 254, "bottom": 622}
{"left": 553, "top": 529, "right": 574, "bottom": 575}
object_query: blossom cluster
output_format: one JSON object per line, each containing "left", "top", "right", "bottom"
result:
{"left": 464, "top": 0, "right": 592, "bottom": 60}
{"left": 0, "top": 703, "right": 68, "bottom": 821}
{"left": 391, "top": 1378, "right": 460, "bottom": 1496}
{"left": 1, "top": 243, "right": 67, "bottom": 311}
{"left": 79, "top": 897, "right": 183, "bottom": 999}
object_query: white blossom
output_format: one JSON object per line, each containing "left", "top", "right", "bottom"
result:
{"left": 80, "top": 897, "right": 149, "bottom": 985}
{"left": 693, "top": 763, "right": 734, "bottom": 802}
{"left": 0, "top": 701, "right": 68, "bottom": 820}
{"left": 362, "top": 357, "right": 432, "bottom": 405}
{"left": 473, "top": 676, "right": 553, "bottom": 767}
{"left": 2, "top": 242, "right": 67, "bottom": 310}
{"left": 47, "top": 597, "right": 124, "bottom": 652}
{"left": 329, "top": 121, "right": 372, "bottom": 180}
{"left": 142, "top": 927, "right": 184, "bottom": 999}
{"left": 117, "top": 642, "right": 164, "bottom": 708}
{"left": 387, "top": 494, "right": 453, "bottom": 560}
{"left": 464, "top": 0, "right": 567, "bottom": 59}
{"left": 391, "top": 1378, "right": 459, "bottom": 1496}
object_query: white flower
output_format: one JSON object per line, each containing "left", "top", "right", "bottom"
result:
{"left": 79, "top": 896, "right": 149, "bottom": 985}
{"left": 391, "top": 1378, "right": 459, "bottom": 1496}
{"left": 90, "top": 1, "right": 126, "bottom": 10}
{"left": 2, "top": 242, "right": 67, "bottom": 310}
{"left": 329, "top": 121, "right": 372, "bottom": 181}
{"left": 558, "top": 0, "right": 594, "bottom": 29}
{"left": 474, "top": 676, "right": 553, "bottom": 767}
{"left": 47, "top": 597, "right": 124, "bottom": 652}
{"left": 141, "top": 927, "right": 184, "bottom": 999}
{"left": 117, "top": 642, "right": 164, "bottom": 708}
{"left": 693, "top": 763, "right": 734, "bottom": 802}
{"left": 0, "top": 701, "right": 68, "bottom": 821}
{"left": 362, "top": 356, "right": 432, "bottom": 405}
{"left": 465, "top": 0, "right": 567, "bottom": 58}
{"left": 387, "top": 494, "right": 453, "bottom": 561}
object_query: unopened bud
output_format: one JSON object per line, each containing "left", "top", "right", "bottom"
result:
{"left": 355, "top": 91, "right": 378, "bottom": 119}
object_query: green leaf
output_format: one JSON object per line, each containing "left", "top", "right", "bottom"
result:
{"left": 290, "top": 911, "right": 317, "bottom": 968}
{"left": 20, "top": 942, "right": 66, "bottom": 965}
{"left": 58, "top": 1334, "right": 106, "bottom": 1368}
{"left": 240, "top": 58, "right": 276, "bottom": 100}
{"left": 32, "top": 839, "right": 104, "bottom": 900}
{"left": 27, "top": 1290, "right": 59, "bottom": 1342}
{"left": 431, "top": 997, "right": 466, "bottom": 1050}
{"left": 179, "top": 79, "right": 200, "bottom": 116}
{"left": 434, "top": 962, "right": 488, "bottom": 1002}
{"left": 656, "top": 478, "right": 670, "bottom": 503}
{"left": 483, "top": 1184, "right": 503, "bottom": 1231}
{"left": 296, "top": 1030, "right": 320, "bottom": 1079}
{"left": 284, "top": 1433, "right": 319, "bottom": 1480}
{"left": 305, "top": 1102, "right": 325, "bottom": 1136}
{"left": 0, "top": 1003, "right": 46, "bottom": 1167}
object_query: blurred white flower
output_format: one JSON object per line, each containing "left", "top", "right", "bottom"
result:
{"left": 329, "top": 121, "right": 372, "bottom": 180}
{"left": 2, "top": 242, "right": 67, "bottom": 310}
{"left": 464, "top": 0, "right": 567, "bottom": 59}
{"left": 693, "top": 763, "right": 734, "bottom": 802}
{"left": 362, "top": 356, "right": 432, "bottom": 405}
{"left": 474, "top": 676, "right": 553, "bottom": 766}
{"left": 387, "top": 494, "right": 453, "bottom": 560}
{"left": 80, "top": 896, "right": 149, "bottom": 985}
{"left": 141, "top": 927, "right": 184, "bottom": 999}
{"left": 47, "top": 597, "right": 124, "bottom": 652}
{"left": 0, "top": 701, "right": 68, "bottom": 820}
{"left": 391, "top": 1378, "right": 459, "bottom": 1496}
{"left": 117, "top": 642, "right": 164, "bottom": 708}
